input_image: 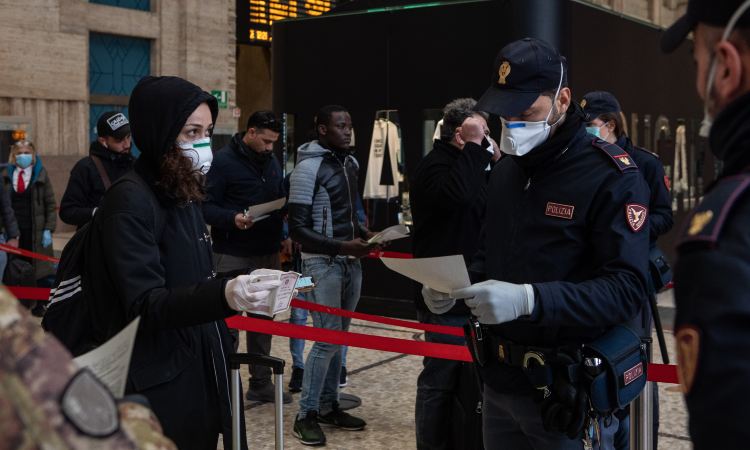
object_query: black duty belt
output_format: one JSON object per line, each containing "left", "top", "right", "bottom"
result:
{"left": 488, "top": 334, "right": 555, "bottom": 391}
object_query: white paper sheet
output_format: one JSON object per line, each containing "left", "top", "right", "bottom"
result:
{"left": 245, "top": 197, "right": 286, "bottom": 219}
{"left": 243, "top": 271, "right": 300, "bottom": 317}
{"left": 74, "top": 317, "right": 140, "bottom": 398}
{"left": 367, "top": 224, "right": 410, "bottom": 244}
{"left": 379, "top": 255, "right": 470, "bottom": 293}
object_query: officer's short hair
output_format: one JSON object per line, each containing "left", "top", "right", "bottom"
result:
{"left": 247, "top": 110, "right": 282, "bottom": 133}
{"left": 540, "top": 83, "right": 570, "bottom": 101}
{"left": 441, "top": 98, "right": 488, "bottom": 141}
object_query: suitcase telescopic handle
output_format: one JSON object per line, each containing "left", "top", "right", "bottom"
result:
{"left": 230, "top": 353, "right": 285, "bottom": 374}
{"left": 230, "top": 353, "right": 286, "bottom": 449}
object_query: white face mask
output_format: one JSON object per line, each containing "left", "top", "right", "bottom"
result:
{"left": 178, "top": 137, "right": 213, "bottom": 174}
{"left": 699, "top": 0, "right": 750, "bottom": 138}
{"left": 500, "top": 62, "right": 565, "bottom": 157}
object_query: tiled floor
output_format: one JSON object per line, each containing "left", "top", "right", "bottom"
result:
{"left": 224, "top": 311, "right": 691, "bottom": 450}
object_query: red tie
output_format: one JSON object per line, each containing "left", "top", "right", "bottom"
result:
{"left": 17, "top": 169, "right": 25, "bottom": 194}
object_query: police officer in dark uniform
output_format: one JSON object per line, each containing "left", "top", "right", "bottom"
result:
{"left": 423, "top": 38, "right": 651, "bottom": 449}
{"left": 581, "top": 91, "right": 673, "bottom": 450}
{"left": 581, "top": 91, "right": 674, "bottom": 254}
{"left": 662, "top": 1, "right": 750, "bottom": 448}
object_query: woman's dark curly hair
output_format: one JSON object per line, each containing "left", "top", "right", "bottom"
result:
{"left": 155, "top": 145, "right": 206, "bottom": 204}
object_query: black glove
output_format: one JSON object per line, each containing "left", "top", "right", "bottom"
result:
{"left": 540, "top": 348, "right": 588, "bottom": 440}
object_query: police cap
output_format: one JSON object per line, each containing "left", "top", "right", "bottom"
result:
{"left": 661, "top": 0, "right": 750, "bottom": 53}
{"left": 476, "top": 38, "right": 568, "bottom": 118}
{"left": 581, "top": 91, "right": 621, "bottom": 122}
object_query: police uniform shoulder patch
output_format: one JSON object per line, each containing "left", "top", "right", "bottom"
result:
{"left": 590, "top": 139, "right": 639, "bottom": 172}
{"left": 675, "top": 324, "right": 701, "bottom": 394}
{"left": 634, "top": 146, "right": 660, "bottom": 159}
{"left": 678, "top": 174, "right": 750, "bottom": 248}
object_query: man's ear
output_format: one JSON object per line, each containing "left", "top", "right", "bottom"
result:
{"left": 714, "top": 40, "right": 744, "bottom": 102}
{"left": 246, "top": 127, "right": 257, "bottom": 138}
{"left": 317, "top": 123, "right": 327, "bottom": 137}
{"left": 97, "top": 136, "right": 108, "bottom": 148}
{"left": 557, "top": 87, "right": 572, "bottom": 114}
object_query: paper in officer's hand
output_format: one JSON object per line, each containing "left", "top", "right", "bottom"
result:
{"left": 379, "top": 255, "right": 470, "bottom": 293}
{"left": 246, "top": 198, "right": 286, "bottom": 219}
{"left": 367, "top": 224, "right": 410, "bottom": 244}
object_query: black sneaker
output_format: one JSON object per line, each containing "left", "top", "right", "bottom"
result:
{"left": 246, "top": 381, "right": 292, "bottom": 404}
{"left": 339, "top": 366, "right": 348, "bottom": 388}
{"left": 318, "top": 406, "right": 366, "bottom": 430}
{"left": 293, "top": 411, "right": 326, "bottom": 446}
{"left": 289, "top": 367, "right": 304, "bottom": 393}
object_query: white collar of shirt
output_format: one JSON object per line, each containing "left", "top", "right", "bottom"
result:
{"left": 13, "top": 167, "right": 31, "bottom": 191}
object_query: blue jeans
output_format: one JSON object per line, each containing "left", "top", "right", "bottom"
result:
{"left": 483, "top": 384, "right": 618, "bottom": 450}
{"left": 289, "top": 305, "right": 308, "bottom": 369}
{"left": 415, "top": 310, "right": 468, "bottom": 450}
{"left": 289, "top": 300, "right": 349, "bottom": 370}
{"left": 298, "top": 256, "right": 361, "bottom": 416}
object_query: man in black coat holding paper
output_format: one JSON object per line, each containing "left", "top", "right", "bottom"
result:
{"left": 410, "top": 97, "right": 498, "bottom": 450}
{"left": 203, "top": 110, "right": 292, "bottom": 404}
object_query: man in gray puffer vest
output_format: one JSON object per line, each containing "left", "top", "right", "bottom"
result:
{"left": 287, "top": 105, "right": 378, "bottom": 446}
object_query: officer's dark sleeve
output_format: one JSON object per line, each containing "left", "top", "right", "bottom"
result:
{"left": 59, "top": 161, "right": 96, "bottom": 227}
{"left": 202, "top": 162, "right": 237, "bottom": 230}
{"left": 418, "top": 142, "right": 492, "bottom": 208}
{"left": 673, "top": 247, "right": 750, "bottom": 449}
{"left": 643, "top": 158, "right": 674, "bottom": 238}
{"left": 530, "top": 173, "right": 650, "bottom": 327}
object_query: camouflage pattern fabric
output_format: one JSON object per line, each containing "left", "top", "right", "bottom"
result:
{"left": 0, "top": 287, "right": 176, "bottom": 450}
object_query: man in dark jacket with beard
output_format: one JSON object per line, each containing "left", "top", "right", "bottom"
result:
{"left": 60, "top": 111, "right": 134, "bottom": 227}
{"left": 203, "top": 110, "right": 292, "bottom": 404}
{"left": 410, "top": 97, "right": 497, "bottom": 450}
{"left": 662, "top": 1, "right": 750, "bottom": 447}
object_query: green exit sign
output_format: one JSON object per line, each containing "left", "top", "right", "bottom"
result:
{"left": 211, "top": 90, "right": 228, "bottom": 109}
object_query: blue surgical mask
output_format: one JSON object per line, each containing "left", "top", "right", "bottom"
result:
{"left": 586, "top": 126, "right": 601, "bottom": 138}
{"left": 15, "top": 154, "right": 33, "bottom": 169}
{"left": 586, "top": 124, "right": 610, "bottom": 141}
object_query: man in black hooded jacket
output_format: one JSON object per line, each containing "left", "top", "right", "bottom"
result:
{"left": 60, "top": 111, "right": 134, "bottom": 227}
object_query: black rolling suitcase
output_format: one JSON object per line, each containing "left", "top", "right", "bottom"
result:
{"left": 230, "top": 353, "right": 286, "bottom": 450}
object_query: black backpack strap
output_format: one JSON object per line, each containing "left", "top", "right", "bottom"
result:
{"left": 90, "top": 155, "right": 112, "bottom": 190}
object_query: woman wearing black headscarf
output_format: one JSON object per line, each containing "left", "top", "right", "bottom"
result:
{"left": 83, "top": 76, "right": 279, "bottom": 449}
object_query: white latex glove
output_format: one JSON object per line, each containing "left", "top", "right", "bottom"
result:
{"left": 225, "top": 272, "right": 281, "bottom": 312}
{"left": 421, "top": 284, "right": 456, "bottom": 314}
{"left": 452, "top": 280, "right": 535, "bottom": 325}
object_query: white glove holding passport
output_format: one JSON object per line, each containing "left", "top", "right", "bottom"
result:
{"left": 225, "top": 269, "right": 283, "bottom": 313}
{"left": 452, "top": 280, "right": 535, "bottom": 325}
{"left": 421, "top": 285, "right": 456, "bottom": 314}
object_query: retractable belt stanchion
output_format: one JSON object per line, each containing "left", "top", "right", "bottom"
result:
{"left": 630, "top": 339, "right": 654, "bottom": 450}
{"left": 229, "top": 354, "right": 286, "bottom": 450}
